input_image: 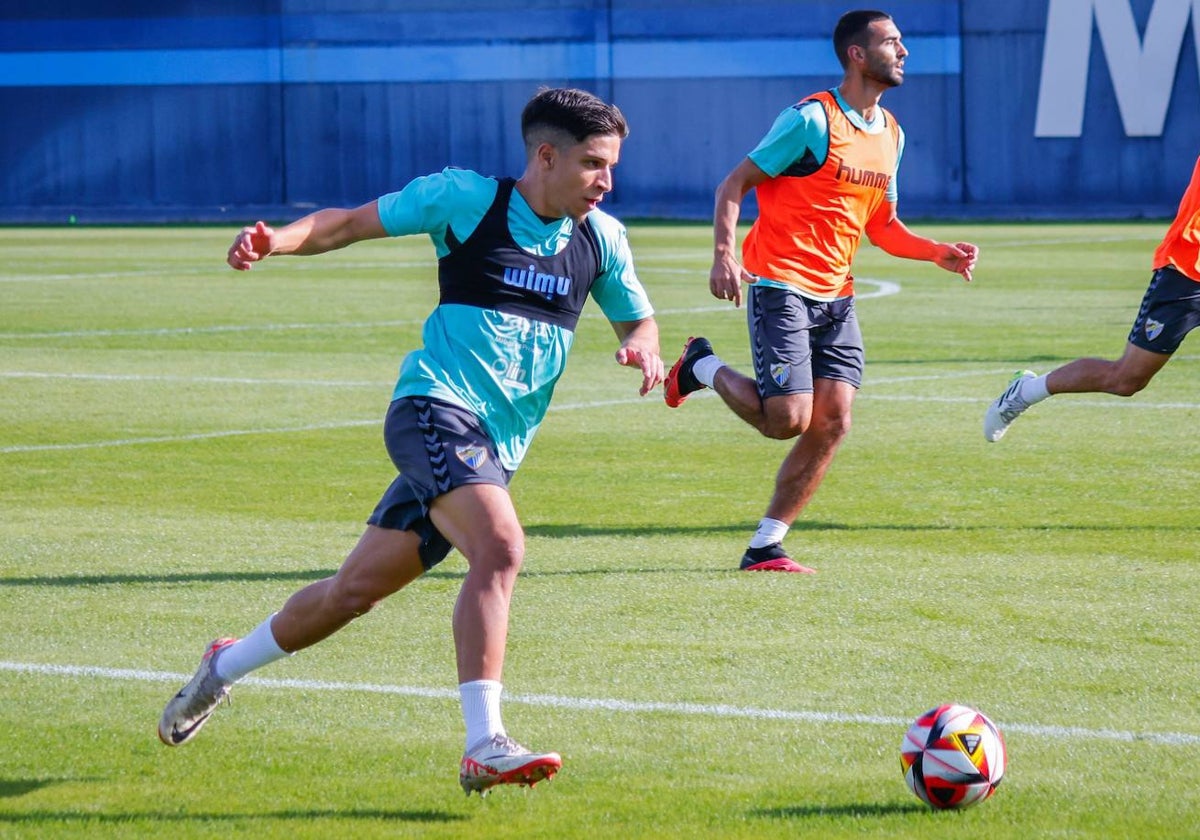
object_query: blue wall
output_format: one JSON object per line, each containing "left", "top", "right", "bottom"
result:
{"left": 0, "top": 0, "right": 1196, "bottom": 221}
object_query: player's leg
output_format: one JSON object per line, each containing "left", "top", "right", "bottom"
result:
{"left": 1045, "top": 342, "right": 1171, "bottom": 396}
{"left": 159, "top": 396, "right": 451, "bottom": 747}
{"left": 740, "top": 290, "right": 860, "bottom": 572}
{"left": 764, "top": 378, "right": 856, "bottom": 524}
{"left": 269, "top": 526, "right": 427, "bottom": 651}
{"left": 428, "top": 483, "right": 525, "bottom": 685}
{"left": 669, "top": 285, "right": 819, "bottom": 436}
{"left": 158, "top": 525, "right": 426, "bottom": 746}
{"left": 985, "top": 341, "right": 1172, "bottom": 442}
{"left": 428, "top": 483, "right": 562, "bottom": 795}
{"left": 985, "top": 266, "right": 1196, "bottom": 441}
{"left": 739, "top": 379, "right": 854, "bottom": 574}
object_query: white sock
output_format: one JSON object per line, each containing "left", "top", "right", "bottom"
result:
{"left": 1019, "top": 374, "right": 1052, "bottom": 405}
{"left": 692, "top": 354, "right": 725, "bottom": 389}
{"left": 748, "top": 517, "right": 789, "bottom": 550}
{"left": 211, "top": 614, "right": 290, "bottom": 683}
{"left": 460, "top": 679, "right": 505, "bottom": 751}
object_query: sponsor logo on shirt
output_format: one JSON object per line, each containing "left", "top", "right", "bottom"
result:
{"left": 835, "top": 159, "right": 892, "bottom": 188}
{"left": 502, "top": 263, "right": 574, "bottom": 301}
{"left": 835, "top": 160, "right": 891, "bottom": 190}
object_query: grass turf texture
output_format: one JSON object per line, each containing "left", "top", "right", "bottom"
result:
{"left": 1, "top": 222, "right": 1198, "bottom": 839}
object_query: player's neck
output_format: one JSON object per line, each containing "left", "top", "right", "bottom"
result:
{"left": 514, "top": 177, "right": 552, "bottom": 219}
{"left": 837, "top": 79, "right": 886, "bottom": 123}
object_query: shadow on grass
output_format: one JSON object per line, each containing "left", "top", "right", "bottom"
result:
{"left": 0, "top": 808, "right": 466, "bottom": 825}
{"left": 0, "top": 779, "right": 58, "bottom": 798}
{"left": 0, "top": 779, "right": 465, "bottom": 824}
{"left": 0, "top": 565, "right": 721, "bottom": 586}
{"left": 3, "top": 518, "right": 1192, "bottom": 588}
{"left": 753, "top": 801, "right": 929, "bottom": 819}
{"left": 0, "top": 569, "right": 337, "bottom": 587}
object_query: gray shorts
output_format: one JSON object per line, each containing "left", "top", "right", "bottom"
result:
{"left": 747, "top": 284, "right": 864, "bottom": 397}
{"left": 367, "top": 396, "right": 513, "bottom": 570}
{"left": 1128, "top": 265, "right": 1200, "bottom": 354}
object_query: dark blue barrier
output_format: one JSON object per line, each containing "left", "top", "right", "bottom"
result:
{"left": 0, "top": 0, "right": 1194, "bottom": 221}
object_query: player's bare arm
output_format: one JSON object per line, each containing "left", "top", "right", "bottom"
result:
{"left": 227, "top": 202, "right": 388, "bottom": 270}
{"left": 611, "top": 317, "right": 664, "bottom": 396}
{"left": 711, "top": 158, "right": 770, "bottom": 307}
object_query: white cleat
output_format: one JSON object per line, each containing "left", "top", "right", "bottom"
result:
{"left": 459, "top": 733, "right": 562, "bottom": 796}
{"left": 158, "top": 637, "right": 237, "bottom": 746}
{"left": 984, "top": 370, "right": 1036, "bottom": 442}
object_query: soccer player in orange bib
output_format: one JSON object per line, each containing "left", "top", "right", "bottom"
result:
{"left": 984, "top": 153, "right": 1200, "bottom": 441}
{"left": 665, "top": 9, "right": 978, "bottom": 572}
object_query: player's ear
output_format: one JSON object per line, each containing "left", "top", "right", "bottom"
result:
{"left": 536, "top": 142, "right": 556, "bottom": 171}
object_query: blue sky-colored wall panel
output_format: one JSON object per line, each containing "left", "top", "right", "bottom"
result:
{"left": 0, "top": 0, "right": 1194, "bottom": 219}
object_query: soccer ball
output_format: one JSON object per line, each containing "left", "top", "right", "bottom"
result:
{"left": 900, "top": 703, "right": 1006, "bottom": 810}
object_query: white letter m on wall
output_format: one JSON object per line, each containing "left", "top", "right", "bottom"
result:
{"left": 1036, "top": 0, "right": 1200, "bottom": 137}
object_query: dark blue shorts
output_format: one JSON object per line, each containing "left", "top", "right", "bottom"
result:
{"left": 367, "top": 396, "right": 513, "bottom": 570}
{"left": 747, "top": 284, "right": 864, "bottom": 397}
{"left": 1128, "top": 265, "right": 1200, "bottom": 354}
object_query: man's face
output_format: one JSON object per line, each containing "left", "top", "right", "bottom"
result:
{"left": 541, "top": 133, "right": 622, "bottom": 222}
{"left": 861, "top": 19, "right": 908, "bottom": 88}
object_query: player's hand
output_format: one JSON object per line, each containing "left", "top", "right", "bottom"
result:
{"left": 934, "top": 241, "right": 979, "bottom": 283}
{"left": 228, "top": 221, "right": 275, "bottom": 271}
{"left": 709, "top": 256, "right": 753, "bottom": 308}
{"left": 615, "top": 344, "right": 665, "bottom": 396}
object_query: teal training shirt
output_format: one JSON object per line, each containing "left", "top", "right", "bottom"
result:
{"left": 376, "top": 168, "right": 653, "bottom": 470}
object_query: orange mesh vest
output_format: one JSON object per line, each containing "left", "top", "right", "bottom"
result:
{"left": 1152, "top": 155, "right": 1200, "bottom": 281}
{"left": 742, "top": 90, "right": 901, "bottom": 300}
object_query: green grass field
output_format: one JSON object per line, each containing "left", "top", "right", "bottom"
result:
{"left": 2, "top": 221, "right": 1198, "bottom": 839}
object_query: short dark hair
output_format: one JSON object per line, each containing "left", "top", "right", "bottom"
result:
{"left": 520, "top": 87, "right": 629, "bottom": 152}
{"left": 833, "top": 9, "right": 893, "bottom": 68}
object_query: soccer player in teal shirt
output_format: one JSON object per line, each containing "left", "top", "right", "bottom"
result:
{"left": 159, "top": 88, "right": 663, "bottom": 795}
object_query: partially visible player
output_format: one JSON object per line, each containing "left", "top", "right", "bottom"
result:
{"left": 157, "top": 87, "right": 663, "bottom": 796}
{"left": 985, "top": 152, "right": 1200, "bottom": 441}
{"left": 665, "top": 10, "right": 977, "bottom": 572}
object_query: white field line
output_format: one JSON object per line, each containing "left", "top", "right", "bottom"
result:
{"left": 0, "top": 319, "right": 426, "bottom": 340}
{"left": 0, "top": 279, "right": 900, "bottom": 341}
{"left": 0, "top": 660, "right": 1196, "bottom": 747}
{"left": 0, "top": 260, "right": 435, "bottom": 283}
{"left": 4, "top": 367, "right": 1200, "bottom": 455}
{"left": 0, "top": 421, "right": 378, "bottom": 454}
{"left": 0, "top": 372, "right": 379, "bottom": 387}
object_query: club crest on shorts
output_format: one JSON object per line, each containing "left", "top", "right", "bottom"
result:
{"left": 1144, "top": 319, "right": 1164, "bottom": 341}
{"left": 771, "top": 363, "right": 789, "bottom": 387}
{"left": 455, "top": 445, "right": 488, "bottom": 470}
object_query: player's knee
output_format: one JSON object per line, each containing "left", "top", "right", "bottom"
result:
{"left": 760, "top": 406, "right": 809, "bottom": 440}
{"left": 324, "top": 571, "right": 394, "bottom": 618}
{"left": 468, "top": 535, "right": 525, "bottom": 579}
{"left": 808, "top": 410, "right": 852, "bottom": 443}
{"left": 760, "top": 418, "right": 804, "bottom": 440}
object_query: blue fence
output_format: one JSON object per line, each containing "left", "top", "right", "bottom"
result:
{"left": 1, "top": 0, "right": 1196, "bottom": 222}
